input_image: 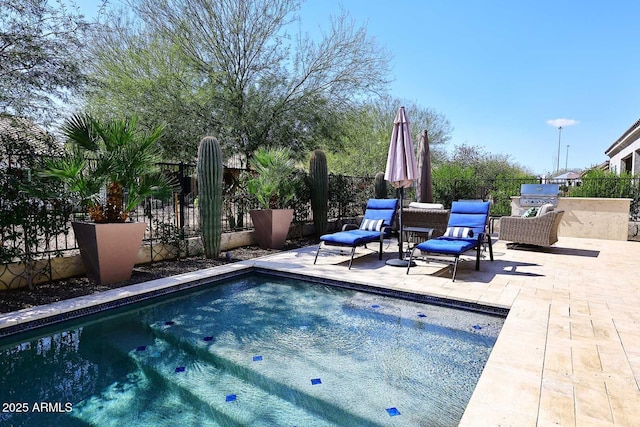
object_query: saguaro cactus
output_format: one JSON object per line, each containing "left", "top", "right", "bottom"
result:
{"left": 309, "top": 149, "right": 328, "bottom": 236}
{"left": 374, "top": 172, "right": 387, "bottom": 199}
{"left": 197, "top": 136, "right": 223, "bottom": 258}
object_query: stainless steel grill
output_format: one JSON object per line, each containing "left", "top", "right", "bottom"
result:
{"left": 520, "top": 184, "right": 559, "bottom": 207}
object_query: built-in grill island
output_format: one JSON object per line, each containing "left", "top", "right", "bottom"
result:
{"left": 512, "top": 183, "right": 560, "bottom": 215}
{"left": 519, "top": 184, "right": 560, "bottom": 207}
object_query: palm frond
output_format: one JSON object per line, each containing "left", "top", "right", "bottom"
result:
{"left": 61, "top": 113, "right": 100, "bottom": 152}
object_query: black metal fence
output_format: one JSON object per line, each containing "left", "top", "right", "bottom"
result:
{"left": 2, "top": 163, "right": 640, "bottom": 284}
{"left": 148, "top": 163, "right": 376, "bottom": 238}
{"left": 432, "top": 176, "right": 640, "bottom": 219}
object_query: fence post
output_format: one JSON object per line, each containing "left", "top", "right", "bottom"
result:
{"left": 178, "top": 162, "right": 186, "bottom": 231}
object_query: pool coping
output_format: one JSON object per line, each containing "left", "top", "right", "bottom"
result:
{"left": 0, "top": 260, "right": 507, "bottom": 340}
{"left": 3, "top": 236, "right": 640, "bottom": 425}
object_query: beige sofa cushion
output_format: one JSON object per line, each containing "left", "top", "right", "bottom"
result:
{"left": 408, "top": 202, "right": 444, "bottom": 209}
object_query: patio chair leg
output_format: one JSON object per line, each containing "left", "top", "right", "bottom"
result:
{"left": 348, "top": 247, "right": 357, "bottom": 269}
{"left": 452, "top": 257, "right": 459, "bottom": 282}
{"left": 406, "top": 248, "right": 416, "bottom": 274}
{"left": 475, "top": 243, "right": 481, "bottom": 271}
{"left": 487, "top": 235, "right": 494, "bottom": 260}
{"left": 314, "top": 243, "right": 322, "bottom": 264}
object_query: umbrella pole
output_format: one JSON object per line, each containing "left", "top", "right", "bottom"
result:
{"left": 385, "top": 187, "right": 415, "bottom": 267}
{"left": 398, "top": 187, "right": 404, "bottom": 259}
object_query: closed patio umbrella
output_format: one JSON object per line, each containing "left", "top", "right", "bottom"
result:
{"left": 384, "top": 106, "right": 418, "bottom": 266}
{"left": 417, "top": 129, "right": 433, "bottom": 203}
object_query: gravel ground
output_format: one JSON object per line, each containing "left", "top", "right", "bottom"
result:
{"left": 0, "top": 237, "right": 319, "bottom": 314}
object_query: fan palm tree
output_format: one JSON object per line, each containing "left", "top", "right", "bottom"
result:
{"left": 42, "top": 113, "right": 173, "bottom": 222}
{"left": 246, "top": 147, "right": 296, "bottom": 209}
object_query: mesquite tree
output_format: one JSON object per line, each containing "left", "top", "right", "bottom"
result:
{"left": 86, "top": 0, "right": 391, "bottom": 161}
{"left": 0, "top": 0, "right": 94, "bottom": 124}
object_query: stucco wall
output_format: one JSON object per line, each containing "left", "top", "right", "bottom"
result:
{"left": 510, "top": 197, "right": 631, "bottom": 241}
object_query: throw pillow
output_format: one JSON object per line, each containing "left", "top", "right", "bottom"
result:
{"left": 536, "top": 203, "right": 554, "bottom": 217}
{"left": 522, "top": 207, "right": 538, "bottom": 218}
{"left": 443, "top": 226, "right": 475, "bottom": 238}
{"left": 360, "top": 218, "right": 384, "bottom": 231}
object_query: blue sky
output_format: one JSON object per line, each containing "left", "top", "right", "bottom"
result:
{"left": 78, "top": 0, "right": 640, "bottom": 175}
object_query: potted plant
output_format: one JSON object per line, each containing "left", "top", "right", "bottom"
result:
{"left": 41, "top": 113, "right": 172, "bottom": 284}
{"left": 247, "top": 147, "right": 296, "bottom": 249}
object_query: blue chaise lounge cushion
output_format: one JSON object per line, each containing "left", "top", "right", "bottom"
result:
{"left": 415, "top": 201, "right": 489, "bottom": 254}
{"left": 320, "top": 229, "right": 382, "bottom": 246}
{"left": 414, "top": 237, "right": 477, "bottom": 255}
{"left": 407, "top": 200, "right": 493, "bottom": 281}
{"left": 319, "top": 198, "right": 398, "bottom": 246}
{"left": 315, "top": 198, "right": 399, "bottom": 269}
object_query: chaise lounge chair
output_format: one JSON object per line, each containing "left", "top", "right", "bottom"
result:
{"left": 314, "top": 198, "right": 399, "bottom": 269}
{"left": 406, "top": 200, "right": 494, "bottom": 281}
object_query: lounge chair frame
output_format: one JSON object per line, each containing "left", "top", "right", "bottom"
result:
{"left": 314, "top": 198, "right": 398, "bottom": 269}
{"left": 406, "top": 201, "right": 494, "bottom": 281}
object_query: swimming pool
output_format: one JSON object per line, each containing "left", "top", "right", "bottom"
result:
{"left": 0, "top": 272, "right": 504, "bottom": 426}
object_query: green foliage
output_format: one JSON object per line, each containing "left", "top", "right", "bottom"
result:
{"left": 327, "top": 173, "right": 375, "bottom": 219}
{"left": 247, "top": 147, "right": 297, "bottom": 209}
{"left": 568, "top": 169, "right": 637, "bottom": 198}
{"left": 328, "top": 173, "right": 352, "bottom": 219}
{"left": 0, "top": 173, "right": 72, "bottom": 288}
{"left": 309, "top": 149, "right": 329, "bottom": 236}
{"left": 0, "top": 134, "right": 71, "bottom": 288}
{"left": 568, "top": 169, "right": 640, "bottom": 220}
{"left": 488, "top": 175, "right": 539, "bottom": 216}
{"left": 40, "top": 113, "right": 173, "bottom": 222}
{"left": 222, "top": 170, "right": 246, "bottom": 230}
{"left": 325, "top": 97, "right": 453, "bottom": 176}
{"left": 431, "top": 143, "right": 534, "bottom": 213}
{"left": 288, "top": 170, "right": 312, "bottom": 223}
{"left": 85, "top": 29, "right": 211, "bottom": 161}
{"left": 87, "top": 0, "right": 390, "bottom": 161}
{"left": 450, "top": 143, "right": 533, "bottom": 180}
{"left": 153, "top": 219, "right": 185, "bottom": 259}
{"left": 197, "top": 136, "right": 223, "bottom": 258}
{"left": 0, "top": 0, "right": 92, "bottom": 124}
{"left": 431, "top": 164, "right": 478, "bottom": 208}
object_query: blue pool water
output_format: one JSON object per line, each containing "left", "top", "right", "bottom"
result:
{"left": 0, "top": 273, "right": 504, "bottom": 426}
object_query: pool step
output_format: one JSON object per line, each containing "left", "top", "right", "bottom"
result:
{"left": 70, "top": 367, "right": 223, "bottom": 427}
{"left": 148, "top": 320, "right": 426, "bottom": 426}
{"left": 139, "top": 337, "right": 346, "bottom": 426}
{"left": 74, "top": 329, "right": 342, "bottom": 427}
{"left": 149, "top": 324, "right": 391, "bottom": 427}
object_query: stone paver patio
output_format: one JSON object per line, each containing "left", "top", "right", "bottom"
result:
{"left": 1, "top": 235, "right": 639, "bottom": 426}
{"left": 251, "top": 236, "right": 640, "bottom": 426}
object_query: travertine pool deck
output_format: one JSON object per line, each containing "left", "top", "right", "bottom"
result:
{"left": 249, "top": 236, "right": 640, "bottom": 426}
{"left": 1, "top": 235, "right": 639, "bottom": 426}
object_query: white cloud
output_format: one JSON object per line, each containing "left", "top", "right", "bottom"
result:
{"left": 546, "top": 118, "right": 579, "bottom": 128}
